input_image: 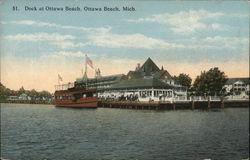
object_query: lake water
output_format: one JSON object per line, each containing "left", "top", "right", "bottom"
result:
{"left": 0, "top": 103, "right": 249, "bottom": 160}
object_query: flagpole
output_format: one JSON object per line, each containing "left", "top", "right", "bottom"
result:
{"left": 58, "top": 74, "right": 60, "bottom": 85}
{"left": 85, "top": 54, "right": 88, "bottom": 89}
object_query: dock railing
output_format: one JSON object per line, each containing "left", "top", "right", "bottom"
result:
{"left": 173, "top": 96, "right": 222, "bottom": 102}
{"left": 55, "top": 83, "right": 74, "bottom": 91}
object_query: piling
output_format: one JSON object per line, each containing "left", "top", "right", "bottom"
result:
{"left": 220, "top": 97, "right": 224, "bottom": 108}
{"left": 192, "top": 100, "right": 195, "bottom": 110}
{"left": 207, "top": 97, "right": 211, "bottom": 109}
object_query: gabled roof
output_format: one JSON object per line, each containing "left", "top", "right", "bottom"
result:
{"left": 110, "top": 78, "right": 173, "bottom": 90}
{"left": 138, "top": 57, "right": 160, "bottom": 73}
{"left": 127, "top": 58, "right": 172, "bottom": 80}
{"left": 225, "top": 77, "right": 250, "bottom": 85}
{"left": 127, "top": 71, "right": 144, "bottom": 79}
{"left": 153, "top": 70, "right": 172, "bottom": 79}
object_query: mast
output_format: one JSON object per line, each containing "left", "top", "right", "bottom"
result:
{"left": 83, "top": 54, "right": 88, "bottom": 88}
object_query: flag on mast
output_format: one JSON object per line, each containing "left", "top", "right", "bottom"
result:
{"left": 86, "top": 55, "right": 94, "bottom": 69}
{"left": 58, "top": 74, "right": 63, "bottom": 81}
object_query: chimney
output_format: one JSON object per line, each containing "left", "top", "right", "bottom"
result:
{"left": 136, "top": 63, "right": 140, "bottom": 71}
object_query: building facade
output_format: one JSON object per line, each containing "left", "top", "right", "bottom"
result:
{"left": 223, "top": 78, "right": 249, "bottom": 99}
{"left": 99, "top": 58, "right": 187, "bottom": 102}
{"left": 55, "top": 58, "right": 188, "bottom": 102}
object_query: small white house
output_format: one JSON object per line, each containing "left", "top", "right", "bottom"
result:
{"left": 7, "top": 94, "right": 18, "bottom": 101}
{"left": 223, "top": 78, "right": 249, "bottom": 99}
{"left": 19, "top": 93, "right": 28, "bottom": 100}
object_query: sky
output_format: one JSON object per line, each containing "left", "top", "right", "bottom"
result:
{"left": 0, "top": 0, "right": 249, "bottom": 92}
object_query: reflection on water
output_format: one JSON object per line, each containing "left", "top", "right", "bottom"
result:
{"left": 1, "top": 103, "right": 249, "bottom": 160}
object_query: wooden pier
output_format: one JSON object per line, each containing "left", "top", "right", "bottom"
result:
{"left": 99, "top": 99, "right": 249, "bottom": 110}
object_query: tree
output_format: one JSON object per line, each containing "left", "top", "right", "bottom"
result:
{"left": 0, "top": 83, "right": 12, "bottom": 100}
{"left": 18, "top": 86, "right": 26, "bottom": 95}
{"left": 0, "top": 83, "right": 6, "bottom": 97}
{"left": 28, "top": 89, "right": 38, "bottom": 98}
{"left": 193, "top": 67, "right": 227, "bottom": 96}
{"left": 38, "top": 90, "right": 51, "bottom": 98}
{"left": 174, "top": 73, "right": 192, "bottom": 89}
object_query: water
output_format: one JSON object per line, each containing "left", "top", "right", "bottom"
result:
{"left": 0, "top": 103, "right": 249, "bottom": 160}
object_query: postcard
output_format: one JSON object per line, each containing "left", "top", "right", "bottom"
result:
{"left": 0, "top": 0, "right": 249, "bottom": 160}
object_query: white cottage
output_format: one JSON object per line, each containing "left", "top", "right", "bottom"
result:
{"left": 223, "top": 78, "right": 249, "bottom": 99}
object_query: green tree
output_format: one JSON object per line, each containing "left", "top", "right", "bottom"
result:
{"left": 174, "top": 73, "right": 192, "bottom": 89}
{"left": 0, "top": 83, "right": 12, "bottom": 100}
{"left": 18, "top": 86, "right": 26, "bottom": 95}
{"left": 38, "top": 90, "right": 51, "bottom": 98}
{"left": 28, "top": 89, "right": 38, "bottom": 98}
{"left": 193, "top": 67, "right": 227, "bottom": 96}
{"left": 0, "top": 83, "right": 6, "bottom": 97}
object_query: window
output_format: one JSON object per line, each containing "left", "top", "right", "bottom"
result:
{"left": 147, "top": 91, "right": 151, "bottom": 96}
{"left": 163, "top": 91, "right": 166, "bottom": 96}
{"left": 141, "top": 91, "right": 146, "bottom": 98}
{"left": 154, "top": 91, "right": 159, "bottom": 97}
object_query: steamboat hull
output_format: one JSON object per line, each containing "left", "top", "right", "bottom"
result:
{"left": 55, "top": 99, "right": 98, "bottom": 108}
{"left": 54, "top": 88, "right": 98, "bottom": 108}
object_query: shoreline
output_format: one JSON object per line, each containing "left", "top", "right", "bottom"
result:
{"left": 0, "top": 102, "right": 54, "bottom": 106}
{"left": 1, "top": 99, "right": 249, "bottom": 110}
{"left": 100, "top": 99, "right": 249, "bottom": 110}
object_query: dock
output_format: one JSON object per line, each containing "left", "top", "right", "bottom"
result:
{"left": 99, "top": 99, "right": 249, "bottom": 110}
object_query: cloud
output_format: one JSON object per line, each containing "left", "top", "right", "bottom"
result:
{"left": 52, "top": 51, "right": 86, "bottom": 57}
{"left": 10, "top": 20, "right": 111, "bottom": 33}
{"left": 126, "top": 9, "right": 226, "bottom": 34}
{"left": 229, "top": 13, "right": 248, "bottom": 18}
{"left": 2, "top": 19, "right": 245, "bottom": 51}
{"left": 44, "top": 51, "right": 102, "bottom": 62}
{"left": 203, "top": 36, "right": 248, "bottom": 44}
{"left": 87, "top": 31, "right": 239, "bottom": 50}
{"left": 3, "top": 33, "right": 75, "bottom": 42}
{"left": 2, "top": 32, "right": 92, "bottom": 49}
{"left": 210, "top": 23, "right": 230, "bottom": 31}
{"left": 88, "top": 32, "right": 185, "bottom": 49}
{"left": 49, "top": 41, "right": 77, "bottom": 49}
{"left": 0, "top": 21, "right": 7, "bottom": 24}
{"left": 200, "top": 36, "right": 248, "bottom": 50}
{"left": 2, "top": 31, "right": 241, "bottom": 51}
{"left": 50, "top": 41, "right": 90, "bottom": 49}
{"left": 173, "top": 35, "right": 248, "bottom": 50}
